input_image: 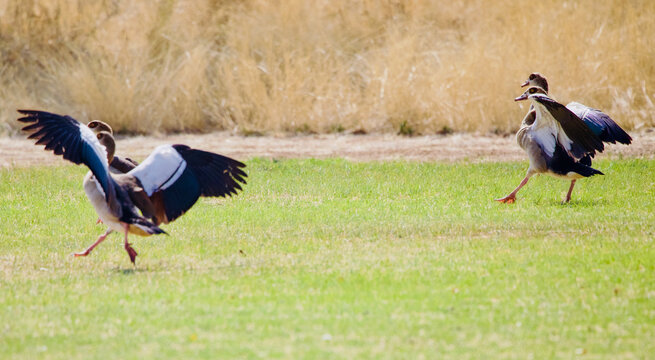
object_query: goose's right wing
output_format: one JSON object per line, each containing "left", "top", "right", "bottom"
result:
{"left": 566, "top": 102, "right": 632, "bottom": 145}
{"left": 128, "top": 144, "right": 247, "bottom": 223}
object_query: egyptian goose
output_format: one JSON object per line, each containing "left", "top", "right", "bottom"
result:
{"left": 520, "top": 73, "right": 632, "bottom": 147}
{"left": 87, "top": 120, "right": 139, "bottom": 173}
{"left": 495, "top": 87, "right": 606, "bottom": 203}
{"left": 499, "top": 73, "right": 632, "bottom": 203}
{"left": 18, "top": 110, "right": 247, "bottom": 264}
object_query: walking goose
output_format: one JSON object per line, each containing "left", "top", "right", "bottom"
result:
{"left": 18, "top": 110, "right": 247, "bottom": 264}
{"left": 520, "top": 73, "right": 632, "bottom": 146}
{"left": 495, "top": 87, "right": 606, "bottom": 203}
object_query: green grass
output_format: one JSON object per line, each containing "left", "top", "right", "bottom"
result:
{"left": 1, "top": 159, "right": 654, "bottom": 359}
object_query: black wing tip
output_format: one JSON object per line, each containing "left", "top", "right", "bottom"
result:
{"left": 17, "top": 109, "right": 61, "bottom": 115}
{"left": 616, "top": 131, "right": 632, "bottom": 145}
{"left": 17, "top": 111, "right": 39, "bottom": 123}
{"left": 148, "top": 225, "right": 167, "bottom": 235}
{"left": 133, "top": 218, "right": 167, "bottom": 235}
{"left": 17, "top": 118, "right": 35, "bottom": 124}
{"left": 173, "top": 143, "right": 247, "bottom": 166}
{"left": 17, "top": 110, "right": 70, "bottom": 126}
{"left": 17, "top": 109, "right": 52, "bottom": 119}
{"left": 602, "top": 131, "right": 631, "bottom": 146}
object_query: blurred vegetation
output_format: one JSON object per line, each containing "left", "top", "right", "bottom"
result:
{"left": 0, "top": 0, "right": 654, "bottom": 135}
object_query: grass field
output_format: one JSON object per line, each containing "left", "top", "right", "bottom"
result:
{"left": 1, "top": 158, "right": 654, "bottom": 359}
{"left": 1, "top": 0, "right": 654, "bottom": 134}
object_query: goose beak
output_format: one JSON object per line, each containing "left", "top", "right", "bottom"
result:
{"left": 515, "top": 92, "right": 529, "bottom": 101}
{"left": 520, "top": 80, "right": 530, "bottom": 87}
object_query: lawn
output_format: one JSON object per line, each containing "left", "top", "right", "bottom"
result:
{"left": 0, "top": 159, "right": 653, "bottom": 359}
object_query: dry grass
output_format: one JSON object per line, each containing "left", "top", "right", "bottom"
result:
{"left": 1, "top": 0, "right": 654, "bottom": 135}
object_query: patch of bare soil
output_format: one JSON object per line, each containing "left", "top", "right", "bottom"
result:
{"left": 1, "top": 132, "right": 653, "bottom": 168}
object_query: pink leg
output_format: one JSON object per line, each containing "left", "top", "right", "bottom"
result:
{"left": 563, "top": 179, "right": 576, "bottom": 203}
{"left": 122, "top": 223, "right": 138, "bottom": 264}
{"left": 74, "top": 228, "right": 113, "bottom": 257}
{"left": 495, "top": 174, "right": 532, "bottom": 204}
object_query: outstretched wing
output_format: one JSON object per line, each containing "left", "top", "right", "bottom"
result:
{"left": 128, "top": 144, "right": 247, "bottom": 223}
{"left": 566, "top": 102, "right": 632, "bottom": 145}
{"left": 172, "top": 145, "right": 247, "bottom": 197}
{"left": 17, "top": 110, "right": 116, "bottom": 202}
{"left": 532, "top": 96, "right": 604, "bottom": 159}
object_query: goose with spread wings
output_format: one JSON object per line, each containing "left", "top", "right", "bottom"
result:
{"left": 495, "top": 87, "right": 607, "bottom": 204}
{"left": 519, "top": 73, "right": 632, "bottom": 149}
{"left": 18, "top": 110, "right": 247, "bottom": 264}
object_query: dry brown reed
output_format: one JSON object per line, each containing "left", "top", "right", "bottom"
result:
{"left": 1, "top": 0, "right": 653, "bottom": 135}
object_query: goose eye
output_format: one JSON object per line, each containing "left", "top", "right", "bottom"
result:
{"left": 96, "top": 134, "right": 102, "bottom": 139}
{"left": 529, "top": 74, "right": 535, "bottom": 80}
{"left": 529, "top": 88, "right": 536, "bottom": 94}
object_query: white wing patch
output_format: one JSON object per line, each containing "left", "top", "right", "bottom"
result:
{"left": 556, "top": 128, "right": 575, "bottom": 153}
{"left": 532, "top": 100, "right": 574, "bottom": 156}
{"left": 129, "top": 145, "right": 187, "bottom": 196}
{"left": 531, "top": 125, "right": 557, "bottom": 157}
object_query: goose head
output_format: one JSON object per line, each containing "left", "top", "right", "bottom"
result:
{"left": 515, "top": 86, "right": 548, "bottom": 102}
{"left": 521, "top": 73, "right": 549, "bottom": 93}
{"left": 88, "top": 120, "right": 114, "bottom": 134}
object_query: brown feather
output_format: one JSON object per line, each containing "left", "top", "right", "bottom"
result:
{"left": 110, "top": 156, "right": 138, "bottom": 173}
{"left": 149, "top": 192, "right": 169, "bottom": 225}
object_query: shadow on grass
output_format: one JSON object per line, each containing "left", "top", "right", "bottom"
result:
{"left": 112, "top": 267, "right": 146, "bottom": 275}
{"left": 492, "top": 198, "right": 610, "bottom": 208}
{"left": 111, "top": 260, "right": 259, "bottom": 275}
{"left": 535, "top": 198, "right": 610, "bottom": 207}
